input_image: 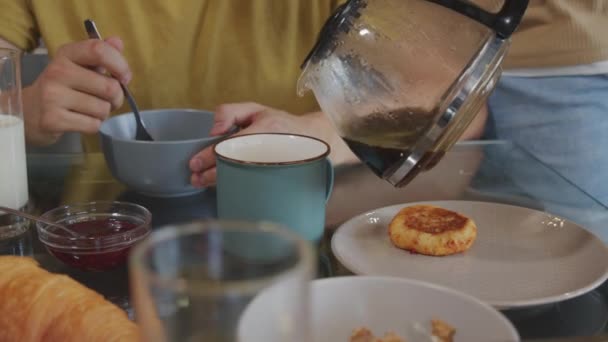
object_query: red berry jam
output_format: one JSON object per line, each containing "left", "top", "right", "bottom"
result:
{"left": 46, "top": 218, "right": 141, "bottom": 272}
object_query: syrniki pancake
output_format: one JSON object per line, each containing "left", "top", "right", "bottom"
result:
{"left": 388, "top": 204, "right": 477, "bottom": 256}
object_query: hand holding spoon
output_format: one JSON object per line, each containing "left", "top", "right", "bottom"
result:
{"left": 84, "top": 19, "right": 154, "bottom": 141}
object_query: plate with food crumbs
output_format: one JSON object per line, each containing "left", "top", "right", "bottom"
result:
{"left": 331, "top": 201, "right": 608, "bottom": 308}
{"left": 238, "top": 276, "right": 518, "bottom": 342}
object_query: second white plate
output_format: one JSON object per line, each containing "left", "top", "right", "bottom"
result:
{"left": 331, "top": 200, "right": 608, "bottom": 308}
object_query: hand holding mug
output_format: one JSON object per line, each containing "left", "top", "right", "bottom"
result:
{"left": 188, "top": 102, "right": 322, "bottom": 187}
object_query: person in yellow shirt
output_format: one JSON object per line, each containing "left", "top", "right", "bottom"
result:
{"left": 0, "top": 0, "right": 487, "bottom": 189}
{"left": 0, "top": 1, "right": 345, "bottom": 146}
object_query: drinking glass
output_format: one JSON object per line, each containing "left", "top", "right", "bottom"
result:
{"left": 0, "top": 48, "right": 29, "bottom": 240}
{"left": 130, "top": 220, "right": 315, "bottom": 342}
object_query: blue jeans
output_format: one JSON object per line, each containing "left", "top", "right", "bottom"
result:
{"left": 485, "top": 74, "right": 608, "bottom": 206}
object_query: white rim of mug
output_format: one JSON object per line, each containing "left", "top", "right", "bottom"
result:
{"left": 99, "top": 108, "right": 234, "bottom": 145}
{"left": 129, "top": 220, "right": 316, "bottom": 296}
{"left": 213, "top": 133, "right": 331, "bottom": 166}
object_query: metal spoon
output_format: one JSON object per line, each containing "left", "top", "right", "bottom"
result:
{"left": 84, "top": 19, "right": 154, "bottom": 141}
{"left": 0, "top": 206, "right": 83, "bottom": 238}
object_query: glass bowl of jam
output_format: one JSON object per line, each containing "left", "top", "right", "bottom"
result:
{"left": 36, "top": 201, "right": 152, "bottom": 271}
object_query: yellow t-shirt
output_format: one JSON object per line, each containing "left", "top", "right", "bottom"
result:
{"left": 0, "top": 0, "right": 344, "bottom": 152}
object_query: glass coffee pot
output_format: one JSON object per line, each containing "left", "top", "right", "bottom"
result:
{"left": 298, "top": 0, "right": 529, "bottom": 187}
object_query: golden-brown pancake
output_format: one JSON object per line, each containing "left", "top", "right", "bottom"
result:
{"left": 388, "top": 204, "right": 477, "bottom": 256}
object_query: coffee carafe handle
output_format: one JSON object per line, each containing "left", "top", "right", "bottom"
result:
{"left": 424, "top": 0, "right": 529, "bottom": 39}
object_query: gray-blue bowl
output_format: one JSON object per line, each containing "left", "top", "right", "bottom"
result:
{"left": 99, "top": 109, "right": 227, "bottom": 197}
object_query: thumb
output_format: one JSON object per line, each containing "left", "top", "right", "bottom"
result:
{"left": 210, "top": 102, "right": 266, "bottom": 136}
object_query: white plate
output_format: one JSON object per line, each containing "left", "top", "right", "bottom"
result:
{"left": 239, "top": 276, "right": 519, "bottom": 342}
{"left": 331, "top": 200, "right": 608, "bottom": 308}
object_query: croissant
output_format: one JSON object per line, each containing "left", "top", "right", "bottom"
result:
{"left": 0, "top": 256, "right": 140, "bottom": 342}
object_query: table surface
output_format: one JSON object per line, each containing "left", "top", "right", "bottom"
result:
{"left": 9, "top": 140, "right": 608, "bottom": 341}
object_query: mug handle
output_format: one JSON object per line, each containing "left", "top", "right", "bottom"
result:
{"left": 424, "top": 0, "right": 529, "bottom": 39}
{"left": 325, "top": 159, "right": 334, "bottom": 203}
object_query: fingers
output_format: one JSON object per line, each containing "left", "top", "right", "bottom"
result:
{"left": 189, "top": 146, "right": 214, "bottom": 173}
{"left": 190, "top": 144, "right": 216, "bottom": 188}
{"left": 190, "top": 115, "right": 267, "bottom": 175}
{"left": 46, "top": 59, "right": 124, "bottom": 110}
{"left": 191, "top": 168, "right": 217, "bottom": 188}
{"left": 40, "top": 108, "right": 102, "bottom": 135}
{"left": 192, "top": 111, "right": 284, "bottom": 187}
{"left": 210, "top": 102, "right": 267, "bottom": 135}
{"left": 45, "top": 85, "right": 113, "bottom": 120}
{"left": 56, "top": 39, "right": 131, "bottom": 84}
{"left": 94, "top": 37, "right": 124, "bottom": 74}
{"left": 190, "top": 102, "right": 267, "bottom": 187}
{"left": 191, "top": 102, "right": 284, "bottom": 187}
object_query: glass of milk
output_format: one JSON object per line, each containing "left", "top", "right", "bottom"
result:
{"left": 0, "top": 48, "right": 29, "bottom": 239}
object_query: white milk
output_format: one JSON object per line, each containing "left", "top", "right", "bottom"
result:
{"left": 0, "top": 114, "right": 28, "bottom": 210}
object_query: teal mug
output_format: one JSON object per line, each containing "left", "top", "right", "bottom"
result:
{"left": 215, "top": 133, "right": 333, "bottom": 242}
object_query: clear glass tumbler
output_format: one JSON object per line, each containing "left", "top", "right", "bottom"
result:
{"left": 0, "top": 48, "right": 29, "bottom": 239}
{"left": 130, "top": 220, "right": 315, "bottom": 342}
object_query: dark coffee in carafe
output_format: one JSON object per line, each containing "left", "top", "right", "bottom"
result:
{"left": 342, "top": 108, "right": 446, "bottom": 186}
{"left": 298, "top": 0, "right": 528, "bottom": 187}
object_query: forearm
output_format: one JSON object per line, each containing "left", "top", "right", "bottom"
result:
{"left": 459, "top": 104, "right": 488, "bottom": 140}
{"left": 304, "top": 111, "right": 359, "bottom": 165}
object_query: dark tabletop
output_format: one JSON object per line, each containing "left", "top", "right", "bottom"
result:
{"left": 10, "top": 140, "right": 608, "bottom": 341}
